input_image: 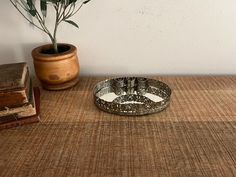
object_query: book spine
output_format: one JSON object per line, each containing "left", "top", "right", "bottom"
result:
{"left": 0, "top": 70, "right": 30, "bottom": 108}
{"left": 0, "top": 116, "right": 39, "bottom": 130}
{"left": 0, "top": 87, "right": 40, "bottom": 130}
{"left": 0, "top": 91, "right": 27, "bottom": 108}
{"left": 0, "top": 83, "right": 36, "bottom": 118}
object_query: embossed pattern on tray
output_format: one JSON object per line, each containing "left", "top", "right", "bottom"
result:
{"left": 93, "top": 77, "right": 172, "bottom": 116}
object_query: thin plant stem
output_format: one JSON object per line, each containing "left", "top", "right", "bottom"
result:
{"left": 10, "top": 0, "right": 89, "bottom": 54}
{"left": 9, "top": 0, "right": 44, "bottom": 32}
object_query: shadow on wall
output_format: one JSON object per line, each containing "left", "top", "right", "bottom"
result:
{"left": 0, "top": 42, "right": 47, "bottom": 75}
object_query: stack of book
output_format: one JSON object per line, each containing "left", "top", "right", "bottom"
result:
{"left": 0, "top": 62, "right": 40, "bottom": 130}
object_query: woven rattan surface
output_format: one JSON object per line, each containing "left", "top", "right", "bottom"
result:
{"left": 0, "top": 76, "right": 236, "bottom": 177}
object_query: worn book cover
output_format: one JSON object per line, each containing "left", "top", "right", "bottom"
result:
{"left": 0, "top": 81, "right": 36, "bottom": 118}
{"left": 0, "top": 87, "right": 40, "bottom": 130}
{"left": 0, "top": 62, "right": 30, "bottom": 108}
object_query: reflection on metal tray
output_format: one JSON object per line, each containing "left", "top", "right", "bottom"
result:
{"left": 93, "top": 77, "right": 172, "bottom": 116}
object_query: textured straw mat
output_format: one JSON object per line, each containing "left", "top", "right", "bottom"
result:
{"left": 0, "top": 76, "right": 236, "bottom": 177}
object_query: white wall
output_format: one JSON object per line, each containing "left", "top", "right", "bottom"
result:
{"left": 0, "top": 0, "right": 236, "bottom": 76}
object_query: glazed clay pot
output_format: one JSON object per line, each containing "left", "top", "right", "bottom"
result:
{"left": 32, "top": 43, "right": 80, "bottom": 90}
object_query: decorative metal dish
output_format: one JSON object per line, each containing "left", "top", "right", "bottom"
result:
{"left": 93, "top": 77, "right": 172, "bottom": 116}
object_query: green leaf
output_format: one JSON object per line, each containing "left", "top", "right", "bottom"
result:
{"left": 83, "top": 0, "right": 91, "bottom": 4}
{"left": 64, "top": 20, "right": 79, "bottom": 28}
{"left": 20, "top": 0, "right": 28, "bottom": 9}
{"left": 47, "top": 0, "right": 55, "bottom": 2}
{"left": 40, "top": 0, "right": 47, "bottom": 17}
{"left": 27, "top": 0, "right": 33, "bottom": 8}
{"left": 26, "top": 0, "right": 37, "bottom": 16}
{"left": 68, "top": 0, "right": 76, "bottom": 4}
{"left": 29, "top": 9, "right": 36, "bottom": 16}
{"left": 47, "top": 0, "right": 58, "bottom": 4}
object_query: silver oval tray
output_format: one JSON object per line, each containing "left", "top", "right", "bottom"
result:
{"left": 93, "top": 77, "right": 172, "bottom": 116}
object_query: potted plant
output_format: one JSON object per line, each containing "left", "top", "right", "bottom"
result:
{"left": 10, "top": 0, "right": 91, "bottom": 90}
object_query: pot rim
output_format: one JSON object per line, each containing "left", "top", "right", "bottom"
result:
{"left": 32, "top": 43, "right": 77, "bottom": 61}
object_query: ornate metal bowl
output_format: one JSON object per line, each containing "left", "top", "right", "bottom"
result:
{"left": 93, "top": 77, "right": 172, "bottom": 116}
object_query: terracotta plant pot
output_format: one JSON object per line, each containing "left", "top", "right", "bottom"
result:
{"left": 32, "top": 43, "right": 80, "bottom": 90}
